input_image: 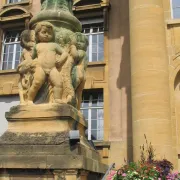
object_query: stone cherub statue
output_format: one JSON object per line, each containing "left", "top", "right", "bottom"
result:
{"left": 72, "top": 32, "right": 89, "bottom": 110}
{"left": 17, "top": 30, "right": 36, "bottom": 105}
{"left": 18, "top": 1, "right": 89, "bottom": 110}
{"left": 57, "top": 31, "right": 79, "bottom": 105}
{"left": 28, "top": 21, "right": 68, "bottom": 104}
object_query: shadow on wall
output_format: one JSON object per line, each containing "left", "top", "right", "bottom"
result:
{"left": 0, "top": 95, "right": 19, "bottom": 136}
{"left": 108, "top": 0, "right": 133, "bottom": 162}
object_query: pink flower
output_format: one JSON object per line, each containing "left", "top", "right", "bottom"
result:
{"left": 107, "top": 170, "right": 117, "bottom": 180}
{"left": 174, "top": 171, "right": 179, "bottom": 175}
{"left": 122, "top": 173, "right": 126, "bottom": 177}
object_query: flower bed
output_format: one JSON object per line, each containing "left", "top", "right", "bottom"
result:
{"left": 108, "top": 160, "right": 180, "bottom": 180}
{"left": 107, "top": 135, "right": 180, "bottom": 180}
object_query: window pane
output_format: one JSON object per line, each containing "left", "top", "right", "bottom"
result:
{"left": 7, "top": 62, "right": 12, "bottom": 69}
{"left": 91, "top": 109, "right": 97, "bottom": 119}
{"left": 16, "top": 44, "right": 21, "bottom": 52}
{"left": 97, "top": 130, "right": 103, "bottom": 140}
{"left": 92, "top": 120, "right": 97, "bottom": 129}
{"left": 172, "top": 0, "right": 180, "bottom": 18}
{"left": 82, "top": 101, "right": 89, "bottom": 108}
{"left": 3, "top": 46, "right": 8, "bottom": 54}
{"left": 92, "top": 100, "right": 98, "bottom": 107}
{"left": 9, "top": 45, "right": 14, "bottom": 53}
{"left": 172, "top": 0, "right": 180, "bottom": 8}
{"left": 99, "top": 34, "right": 104, "bottom": 43}
{"left": 15, "top": 52, "right": 20, "bottom": 61}
{"left": 2, "top": 61, "right": 7, "bottom": 70}
{"left": 98, "top": 99, "right": 103, "bottom": 106}
{"left": 3, "top": 54, "right": 8, "bottom": 62}
{"left": 98, "top": 52, "right": 104, "bottom": 61}
{"left": 92, "top": 53, "right": 97, "bottom": 61}
{"left": 98, "top": 43, "right": 104, "bottom": 52}
{"left": 98, "top": 120, "right": 104, "bottom": 130}
{"left": 8, "top": 53, "right": 13, "bottom": 61}
{"left": 92, "top": 35, "right": 97, "bottom": 43}
{"left": 15, "top": 61, "right": 20, "bottom": 69}
{"left": 173, "top": 8, "right": 180, "bottom": 18}
{"left": 81, "top": 109, "right": 88, "bottom": 120}
{"left": 91, "top": 130, "right": 97, "bottom": 140}
{"left": 92, "top": 45, "right": 97, "bottom": 53}
{"left": 98, "top": 109, "right": 104, "bottom": 120}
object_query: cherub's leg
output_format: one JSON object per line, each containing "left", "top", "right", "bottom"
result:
{"left": 62, "top": 59, "right": 76, "bottom": 104}
{"left": 49, "top": 68, "right": 63, "bottom": 103}
{"left": 28, "top": 66, "right": 46, "bottom": 104}
{"left": 18, "top": 77, "right": 26, "bottom": 105}
{"left": 63, "top": 73, "right": 76, "bottom": 104}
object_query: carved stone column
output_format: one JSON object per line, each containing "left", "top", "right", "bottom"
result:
{"left": 129, "top": 0, "right": 173, "bottom": 161}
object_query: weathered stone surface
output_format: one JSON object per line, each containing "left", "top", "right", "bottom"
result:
{"left": 19, "top": 0, "right": 88, "bottom": 109}
{"left": 0, "top": 131, "right": 68, "bottom": 145}
{"left": 4, "top": 104, "right": 87, "bottom": 136}
{"left": 0, "top": 155, "right": 107, "bottom": 173}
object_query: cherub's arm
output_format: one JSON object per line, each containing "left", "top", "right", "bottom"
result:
{"left": 24, "top": 50, "right": 34, "bottom": 62}
{"left": 56, "top": 51, "right": 68, "bottom": 68}
{"left": 70, "top": 45, "right": 79, "bottom": 63}
{"left": 32, "top": 46, "right": 37, "bottom": 59}
{"left": 20, "top": 50, "right": 25, "bottom": 63}
{"left": 55, "top": 44, "right": 63, "bottom": 55}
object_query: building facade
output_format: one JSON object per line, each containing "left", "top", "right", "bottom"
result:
{"left": 0, "top": 0, "right": 180, "bottom": 169}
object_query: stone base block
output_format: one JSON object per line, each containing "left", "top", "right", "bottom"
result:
{"left": 0, "top": 104, "right": 108, "bottom": 179}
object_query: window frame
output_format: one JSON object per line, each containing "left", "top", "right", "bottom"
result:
{"left": 82, "top": 25, "right": 104, "bottom": 63}
{"left": 81, "top": 90, "right": 104, "bottom": 141}
{"left": 1, "top": 30, "right": 22, "bottom": 70}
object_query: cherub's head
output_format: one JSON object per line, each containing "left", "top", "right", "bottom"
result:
{"left": 56, "top": 28, "right": 73, "bottom": 48}
{"left": 35, "top": 21, "right": 54, "bottom": 43}
{"left": 20, "top": 30, "right": 35, "bottom": 50}
{"left": 74, "top": 32, "right": 89, "bottom": 51}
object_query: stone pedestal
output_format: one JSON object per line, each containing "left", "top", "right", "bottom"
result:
{"left": 0, "top": 104, "right": 107, "bottom": 180}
